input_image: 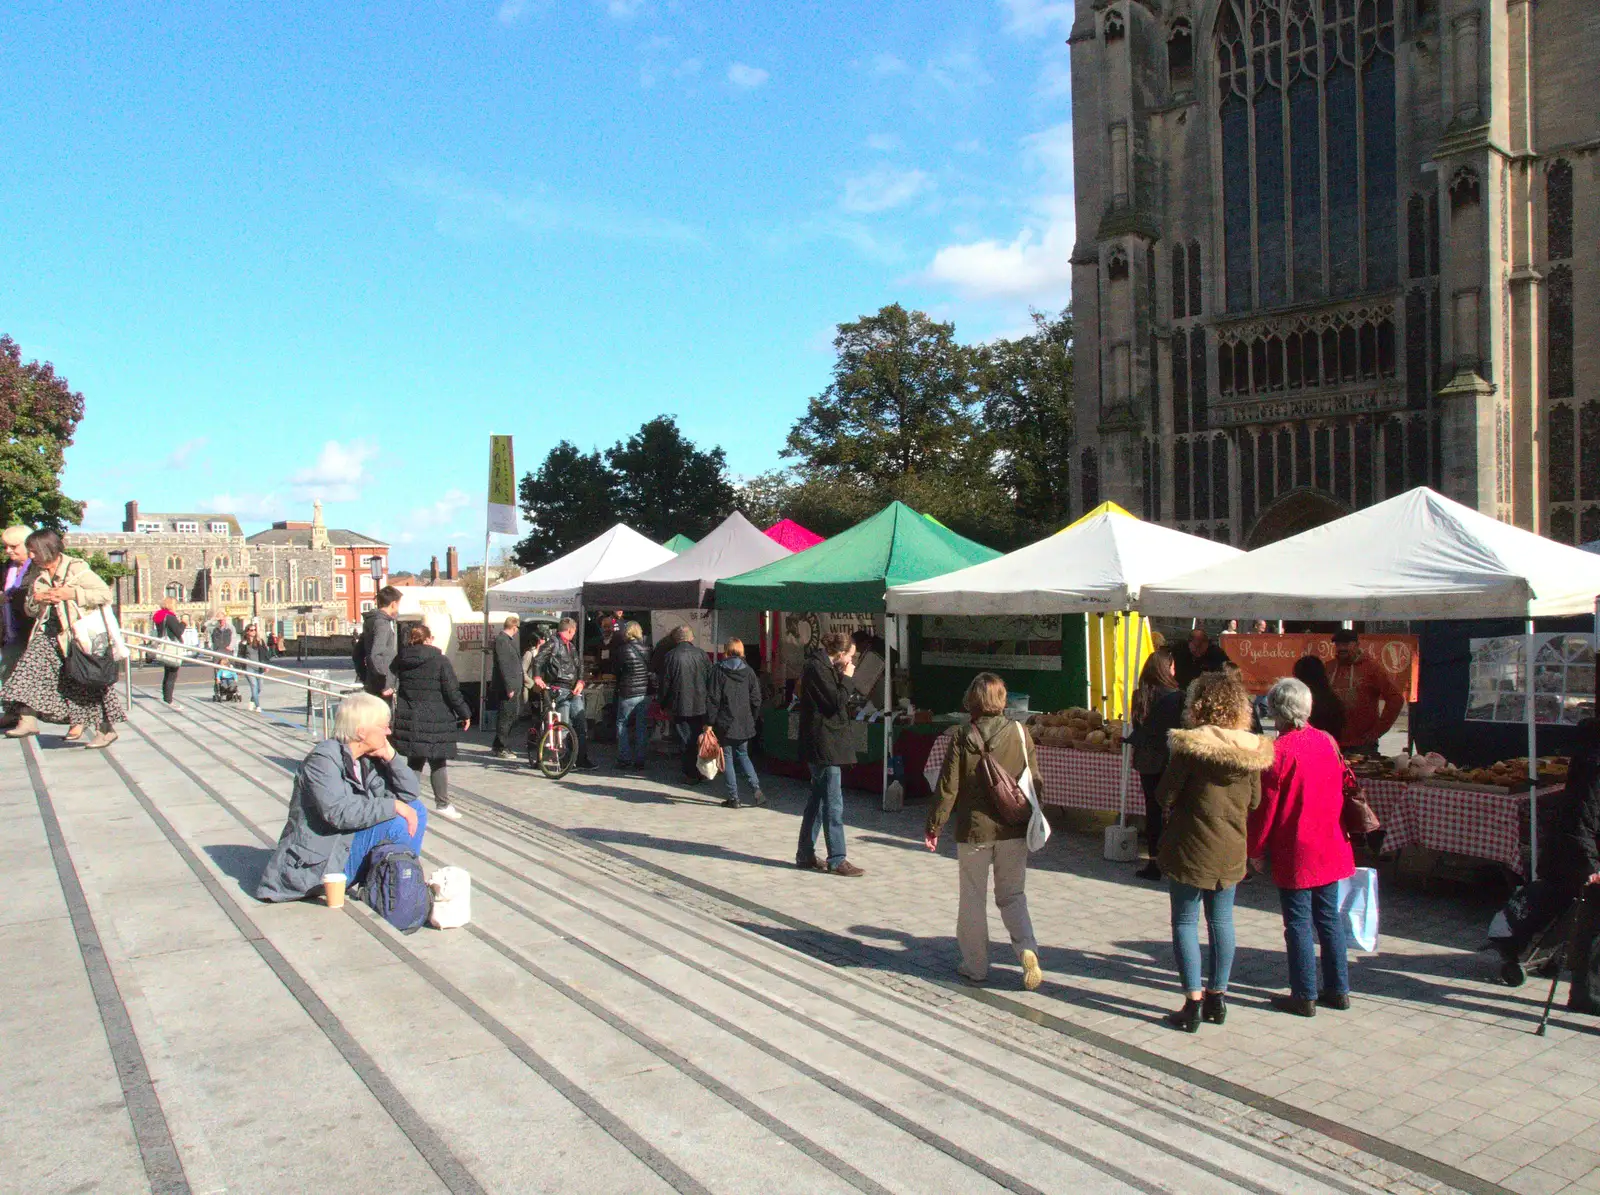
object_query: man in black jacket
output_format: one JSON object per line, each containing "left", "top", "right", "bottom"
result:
{"left": 358, "top": 587, "right": 403, "bottom": 701}
{"left": 658, "top": 626, "right": 711, "bottom": 782}
{"left": 1556, "top": 725, "right": 1600, "bottom": 1013}
{"left": 489, "top": 615, "right": 524, "bottom": 757}
{"left": 796, "top": 632, "right": 864, "bottom": 876}
{"left": 531, "top": 616, "right": 594, "bottom": 769}
{"left": 613, "top": 621, "right": 652, "bottom": 770}
{"left": 1173, "top": 626, "right": 1230, "bottom": 693}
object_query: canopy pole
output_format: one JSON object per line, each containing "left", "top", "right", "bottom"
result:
{"left": 478, "top": 528, "right": 492, "bottom": 725}
{"left": 883, "top": 614, "right": 894, "bottom": 798}
{"left": 1118, "top": 609, "right": 1136, "bottom": 827}
{"left": 1526, "top": 618, "right": 1538, "bottom": 880}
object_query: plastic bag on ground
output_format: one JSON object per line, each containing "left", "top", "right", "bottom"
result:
{"left": 428, "top": 866, "right": 472, "bottom": 929}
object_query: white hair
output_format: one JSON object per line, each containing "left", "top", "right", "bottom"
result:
{"left": 1267, "top": 677, "right": 1313, "bottom": 730}
{"left": 1, "top": 525, "right": 30, "bottom": 547}
{"left": 332, "top": 692, "right": 391, "bottom": 743}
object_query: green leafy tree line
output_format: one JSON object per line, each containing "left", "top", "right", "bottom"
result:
{"left": 0, "top": 336, "right": 85, "bottom": 532}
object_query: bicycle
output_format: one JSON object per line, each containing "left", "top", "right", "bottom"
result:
{"left": 528, "top": 686, "right": 578, "bottom": 779}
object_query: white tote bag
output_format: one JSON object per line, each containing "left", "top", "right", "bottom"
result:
{"left": 428, "top": 867, "right": 472, "bottom": 929}
{"left": 1014, "top": 723, "right": 1052, "bottom": 853}
{"left": 1340, "top": 867, "right": 1380, "bottom": 953}
{"left": 72, "top": 606, "right": 130, "bottom": 662}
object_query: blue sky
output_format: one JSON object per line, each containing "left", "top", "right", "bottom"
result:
{"left": 3, "top": 0, "right": 1076, "bottom": 570}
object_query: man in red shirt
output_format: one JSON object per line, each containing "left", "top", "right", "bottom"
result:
{"left": 1328, "top": 629, "right": 1404, "bottom": 752}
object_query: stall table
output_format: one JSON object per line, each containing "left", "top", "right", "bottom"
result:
{"left": 923, "top": 732, "right": 1128, "bottom": 814}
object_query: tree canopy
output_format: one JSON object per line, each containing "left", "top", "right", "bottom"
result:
{"left": 0, "top": 335, "right": 85, "bottom": 531}
{"left": 977, "top": 307, "right": 1076, "bottom": 542}
{"left": 512, "top": 442, "right": 617, "bottom": 566}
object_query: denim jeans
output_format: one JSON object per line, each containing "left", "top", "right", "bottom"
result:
{"left": 551, "top": 689, "right": 588, "bottom": 761}
{"left": 345, "top": 799, "right": 427, "bottom": 886}
{"left": 616, "top": 695, "right": 650, "bottom": 765}
{"left": 798, "top": 764, "right": 846, "bottom": 867}
{"left": 1169, "top": 880, "right": 1237, "bottom": 994}
{"left": 245, "top": 673, "right": 262, "bottom": 706}
{"left": 722, "top": 739, "right": 760, "bottom": 804}
{"left": 1279, "top": 882, "right": 1349, "bottom": 1000}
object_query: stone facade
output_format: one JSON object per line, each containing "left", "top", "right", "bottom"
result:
{"left": 247, "top": 504, "right": 388, "bottom": 625}
{"left": 1069, "top": 0, "right": 1599, "bottom": 545}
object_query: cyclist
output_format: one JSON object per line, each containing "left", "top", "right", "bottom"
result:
{"left": 530, "top": 616, "right": 595, "bottom": 770}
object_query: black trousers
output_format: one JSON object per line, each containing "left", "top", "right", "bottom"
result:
{"left": 675, "top": 715, "right": 706, "bottom": 779}
{"left": 406, "top": 756, "right": 451, "bottom": 806}
{"left": 492, "top": 694, "right": 522, "bottom": 752}
{"left": 1140, "top": 771, "right": 1164, "bottom": 856}
{"left": 162, "top": 666, "right": 179, "bottom": 704}
{"left": 1570, "top": 887, "right": 1600, "bottom": 1010}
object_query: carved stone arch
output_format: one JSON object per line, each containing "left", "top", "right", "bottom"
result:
{"left": 1107, "top": 244, "right": 1131, "bottom": 280}
{"left": 1448, "top": 164, "right": 1480, "bottom": 211}
{"left": 1245, "top": 487, "right": 1347, "bottom": 547}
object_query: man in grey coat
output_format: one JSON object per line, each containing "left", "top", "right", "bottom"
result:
{"left": 359, "top": 586, "right": 403, "bottom": 701}
{"left": 256, "top": 693, "right": 425, "bottom": 901}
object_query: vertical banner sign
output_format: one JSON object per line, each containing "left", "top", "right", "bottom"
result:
{"left": 487, "top": 435, "right": 517, "bottom": 535}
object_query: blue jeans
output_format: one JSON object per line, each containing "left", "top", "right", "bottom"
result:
{"left": 722, "top": 739, "right": 760, "bottom": 804}
{"left": 245, "top": 673, "right": 262, "bottom": 706}
{"left": 798, "top": 764, "right": 846, "bottom": 867}
{"left": 1169, "top": 880, "right": 1237, "bottom": 994}
{"left": 616, "top": 695, "right": 650, "bottom": 765}
{"left": 346, "top": 799, "right": 427, "bottom": 886}
{"left": 1280, "top": 882, "right": 1349, "bottom": 1000}
{"left": 551, "top": 689, "right": 588, "bottom": 761}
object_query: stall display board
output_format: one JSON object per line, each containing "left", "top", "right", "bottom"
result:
{"left": 907, "top": 614, "right": 1088, "bottom": 715}
{"left": 919, "top": 615, "right": 1063, "bottom": 671}
{"left": 1223, "top": 632, "right": 1420, "bottom": 701}
{"left": 776, "top": 612, "right": 880, "bottom": 683}
{"left": 1466, "top": 633, "right": 1595, "bottom": 726}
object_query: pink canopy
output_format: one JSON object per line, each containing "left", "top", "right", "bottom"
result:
{"left": 764, "top": 518, "right": 823, "bottom": 552}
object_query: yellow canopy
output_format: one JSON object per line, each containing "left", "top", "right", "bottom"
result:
{"left": 1066, "top": 503, "right": 1152, "bottom": 718}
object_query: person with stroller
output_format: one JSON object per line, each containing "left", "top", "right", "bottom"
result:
{"left": 391, "top": 623, "right": 471, "bottom": 822}
{"left": 237, "top": 622, "right": 274, "bottom": 711}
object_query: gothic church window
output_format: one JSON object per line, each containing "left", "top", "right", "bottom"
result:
{"left": 1547, "top": 159, "right": 1573, "bottom": 262}
{"left": 1172, "top": 244, "right": 1188, "bottom": 320}
{"left": 1188, "top": 239, "right": 1203, "bottom": 314}
{"left": 1168, "top": 20, "right": 1194, "bottom": 92}
{"left": 1549, "top": 264, "right": 1574, "bottom": 399}
{"left": 1172, "top": 329, "right": 1190, "bottom": 432}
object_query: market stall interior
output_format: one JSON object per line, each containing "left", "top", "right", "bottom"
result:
{"left": 1140, "top": 486, "right": 1600, "bottom": 877}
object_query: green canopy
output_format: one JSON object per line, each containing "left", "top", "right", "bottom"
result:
{"left": 715, "top": 501, "right": 1000, "bottom": 613}
{"left": 662, "top": 533, "right": 696, "bottom": 553}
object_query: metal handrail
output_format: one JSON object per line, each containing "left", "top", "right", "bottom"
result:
{"left": 122, "top": 629, "right": 363, "bottom": 735}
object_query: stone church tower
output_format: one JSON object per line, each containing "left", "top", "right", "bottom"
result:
{"left": 1069, "top": 0, "right": 1599, "bottom": 545}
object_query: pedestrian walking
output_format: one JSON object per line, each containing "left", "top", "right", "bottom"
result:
{"left": 613, "top": 620, "right": 652, "bottom": 770}
{"left": 211, "top": 616, "right": 238, "bottom": 657}
{"left": 925, "top": 673, "right": 1043, "bottom": 990}
{"left": 1129, "top": 648, "right": 1184, "bottom": 881}
{"left": 237, "top": 622, "right": 275, "bottom": 710}
{"left": 796, "top": 630, "right": 864, "bottom": 877}
{"left": 391, "top": 623, "right": 471, "bottom": 822}
{"left": 151, "top": 600, "right": 186, "bottom": 708}
{"left": 658, "top": 625, "right": 711, "bottom": 783}
{"left": 1155, "top": 670, "right": 1273, "bottom": 1031}
{"left": 489, "top": 615, "right": 523, "bottom": 758}
{"left": 529, "top": 616, "right": 595, "bottom": 770}
{"left": 708, "top": 637, "right": 764, "bottom": 808}
{"left": 1, "top": 525, "right": 38, "bottom": 729}
{"left": 357, "top": 586, "right": 401, "bottom": 701}
{"left": 1249, "top": 678, "right": 1356, "bottom": 1017}
{"left": 1, "top": 529, "right": 127, "bottom": 749}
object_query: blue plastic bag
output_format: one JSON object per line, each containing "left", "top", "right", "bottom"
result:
{"left": 1339, "top": 867, "right": 1379, "bottom": 953}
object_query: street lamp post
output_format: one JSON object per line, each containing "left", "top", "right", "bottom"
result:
{"left": 249, "top": 572, "right": 260, "bottom": 621}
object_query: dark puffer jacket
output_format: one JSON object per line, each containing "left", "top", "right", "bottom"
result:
{"left": 709, "top": 657, "right": 762, "bottom": 743}
{"left": 391, "top": 643, "right": 472, "bottom": 760}
{"left": 615, "top": 637, "right": 651, "bottom": 700}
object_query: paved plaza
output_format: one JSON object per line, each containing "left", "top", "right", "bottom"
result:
{"left": 4, "top": 672, "right": 1598, "bottom": 1194}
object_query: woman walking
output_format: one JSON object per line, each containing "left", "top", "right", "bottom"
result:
{"left": 1, "top": 529, "right": 126, "bottom": 749}
{"left": 390, "top": 624, "right": 471, "bottom": 822}
{"left": 151, "top": 599, "right": 185, "bottom": 708}
{"left": 708, "top": 637, "right": 764, "bottom": 808}
{"left": 613, "top": 621, "right": 651, "bottom": 770}
{"left": 1129, "top": 648, "right": 1184, "bottom": 881}
{"left": 926, "top": 673, "right": 1043, "bottom": 990}
{"left": 1249, "top": 677, "right": 1355, "bottom": 1016}
{"left": 237, "top": 622, "right": 275, "bottom": 711}
{"left": 1156, "top": 671, "right": 1274, "bottom": 1031}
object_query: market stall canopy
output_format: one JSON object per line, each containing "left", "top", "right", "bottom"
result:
{"left": 582, "top": 511, "right": 792, "bottom": 611}
{"left": 486, "top": 524, "right": 674, "bottom": 614}
{"left": 717, "top": 501, "right": 999, "bottom": 613}
{"left": 1140, "top": 487, "right": 1600, "bottom": 620}
{"left": 764, "top": 518, "right": 824, "bottom": 552}
{"left": 886, "top": 505, "right": 1243, "bottom": 615}
{"left": 662, "top": 533, "right": 696, "bottom": 553}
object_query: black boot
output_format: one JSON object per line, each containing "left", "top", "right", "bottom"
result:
{"left": 1165, "top": 998, "right": 1202, "bottom": 1033}
{"left": 1271, "top": 994, "right": 1317, "bottom": 1017}
{"left": 1201, "top": 991, "right": 1227, "bottom": 1025}
{"left": 1317, "top": 990, "right": 1351, "bottom": 1010}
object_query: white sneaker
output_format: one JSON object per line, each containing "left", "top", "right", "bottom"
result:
{"left": 435, "top": 804, "right": 463, "bottom": 821}
{"left": 168, "top": 702, "right": 185, "bottom": 712}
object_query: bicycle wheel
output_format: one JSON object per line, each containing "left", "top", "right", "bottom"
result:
{"left": 536, "top": 721, "right": 577, "bottom": 779}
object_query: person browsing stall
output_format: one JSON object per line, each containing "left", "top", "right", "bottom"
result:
{"left": 1327, "top": 630, "right": 1403, "bottom": 753}
{"left": 1174, "top": 626, "right": 1231, "bottom": 692}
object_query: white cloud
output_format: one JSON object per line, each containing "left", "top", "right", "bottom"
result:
{"left": 674, "top": 57, "right": 703, "bottom": 79}
{"left": 207, "top": 491, "right": 289, "bottom": 526}
{"left": 840, "top": 167, "right": 931, "bottom": 214}
{"left": 290, "top": 441, "right": 379, "bottom": 502}
{"left": 406, "top": 489, "right": 473, "bottom": 530}
{"left": 923, "top": 48, "right": 991, "bottom": 94}
{"left": 497, "top": 0, "right": 527, "bottom": 25}
{"left": 1001, "top": 0, "right": 1075, "bottom": 37}
{"left": 162, "top": 437, "right": 209, "bottom": 470}
{"left": 866, "top": 133, "right": 901, "bottom": 152}
{"left": 869, "top": 53, "right": 909, "bottom": 76}
{"left": 76, "top": 498, "right": 121, "bottom": 532}
{"left": 1023, "top": 120, "right": 1075, "bottom": 186}
{"left": 727, "top": 63, "right": 769, "bottom": 89}
{"left": 923, "top": 194, "right": 1076, "bottom": 303}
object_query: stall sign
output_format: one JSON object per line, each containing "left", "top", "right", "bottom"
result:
{"left": 1466, "top": 633, "right": 1595, "bottom": 726}
{"left": 1223, "top": 633, "right": 1419, "bottom": 701}
{"left": 919, "top": 614, "right": 1063, "bottom": 672}
{"left": 454, "top": 622, "right": 484, "bottom": 648}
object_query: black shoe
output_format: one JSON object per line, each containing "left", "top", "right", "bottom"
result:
{"left": 723, "top": 798, "right": 742, "bottom": 809}
{"left": 751, "top": 789, "right": 767, "bottom": 806}
{"left": 1317, "top": 990, "right": 1351, "bottom": 1010}
{"left": 1136, "top": 862, "right": 1163, "bottom": 881}
{"left": 1271, "top": 994, "right": 1317, "bottom": 1017}
{"left": 575, "top": 757, "right": 598, "bottom": 770}
{"left": 1499, "top": 956, "right": 1527, "bottom": 987}
{"left": 1165, "top": 998, "right": 1202, "bottom": 1033}
{"left": 1568, "top": 997, "right": 1599, "bottom": 1016}
{"left": 1202, "top": 991, "right": 1227, "bottom": 1025}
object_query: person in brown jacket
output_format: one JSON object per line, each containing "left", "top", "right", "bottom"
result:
{"left": 925, "top": 673, "right": 1044, "bottom": 991}
{"left": 1155, "top": 671, "right": 1274, "bottom": 1032}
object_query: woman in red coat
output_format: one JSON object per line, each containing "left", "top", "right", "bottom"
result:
{"left": 1249, "top": 677, "right": 1356, "bottom": 1017}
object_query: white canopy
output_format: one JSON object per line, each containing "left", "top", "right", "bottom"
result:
{"left": 486, "top": 524, "right": 675, "bottom": 614}
{"left": 1140, "top": 487, "right": 1600, "bottom": 620}
{"left": 885, "top": 504, "right": 1245, "bottom": 614}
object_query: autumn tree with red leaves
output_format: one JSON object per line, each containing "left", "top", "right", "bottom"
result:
{"left": 0, "top": 335, "right": 85, "bottom": 531}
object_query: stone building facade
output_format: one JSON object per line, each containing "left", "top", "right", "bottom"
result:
{"left": 1069, "top": 0, "right": 1599, "bottom": 545}
{"left": 246, "top": 509, "right": 388, "bottom": 626}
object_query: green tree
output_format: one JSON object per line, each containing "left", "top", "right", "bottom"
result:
{"left": 732, "top": 470, "right": 794, "bottom": 530}
{"left": 977, "top": 307, "right": 1076, "bottom": 541}
{"left": 0, "top": 335, "right": 86, "bottom": 530}
{"left": 84, "top": 551, "right": 133, "bottom": 588}
{"left": 512, "top": 441, "right": 617, "bottom": 567}
{"left": 605, "top": 416, "right": 734, "bottom": 543}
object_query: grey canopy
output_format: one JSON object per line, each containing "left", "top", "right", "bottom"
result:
{"left": 582, "top": 511, "right": 792, "bottom": 611}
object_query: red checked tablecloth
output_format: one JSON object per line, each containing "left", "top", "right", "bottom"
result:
{"left": 1340, "top": 777, "right": 1560, "bottom": 875}
{"left": 923, "top": 733, "right": 1132, "bottom": 814}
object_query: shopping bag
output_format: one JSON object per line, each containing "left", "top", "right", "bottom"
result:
{"left": 1340, "top": 867, "right": 1380, "bottom": 952}
{"left": 1015, "top": 723, "right": 1052, "bottom": 853}
{"left": 72, "top": 606, "right": 129, "bottom": 662}
{"left": 427, "top": 866, "right": 472, "bottom": 929}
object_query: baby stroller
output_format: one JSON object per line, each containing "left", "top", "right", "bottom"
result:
{"left": 213, "top": 668, "right": 242, "bottom": 704}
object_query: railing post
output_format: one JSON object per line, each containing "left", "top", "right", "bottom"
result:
{"left": 124, "top": 649, "right": 133, "bottom": 711}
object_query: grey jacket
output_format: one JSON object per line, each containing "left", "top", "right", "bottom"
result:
{"left": 360, "top": 609, "right": 399, "bottom": 695}
{"left": 255, "top": 739, "right": 421, "bottom": 901}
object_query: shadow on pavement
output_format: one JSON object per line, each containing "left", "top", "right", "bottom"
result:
{"left": 204, "top": 844, "right": 272, "bottom": 894}
{"left": 573, "top": 827, "right": 795, "bottom": 869}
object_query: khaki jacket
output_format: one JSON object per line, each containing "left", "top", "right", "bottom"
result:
{"left": 928, "top": 715, "right": 1040, "bottom": 845}
{"left": 1156, "top": 724, "right": 1274, "bottom": 889}
{"left": 25, "top": 556, "right": 112, "bottom": 654}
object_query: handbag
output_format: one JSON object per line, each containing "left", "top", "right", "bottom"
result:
{"left": 972, "top": 723, "right": 1031, "bottom": 826}
{"left": 1339, "top": 866, "right": 1380, "bottom": 952}
{"left": 1014, "top": 722, "right": 1052, "bottom": 852}
{"left": 1340, "top": 764, "right": 1381, "bottom": 838}
{"left": 696, "top": 724, "right": 724, "bottom": 780}
{"left": 63, "top": 633, "right": 118, "bottom": 691}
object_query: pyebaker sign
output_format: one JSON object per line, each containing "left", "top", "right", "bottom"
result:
{"left": 1221, "top": 633, "right": 1419, "bottom": 701}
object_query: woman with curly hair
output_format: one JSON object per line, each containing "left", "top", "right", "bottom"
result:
{"left": 1155, "top": 671, "right": 1275, "bottom": 1032}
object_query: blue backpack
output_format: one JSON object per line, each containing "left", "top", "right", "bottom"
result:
{"left": 362, "top": 842, "right": 432, "bottom": 934}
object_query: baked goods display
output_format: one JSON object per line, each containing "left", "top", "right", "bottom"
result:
{"left": 1025, "top": 708, "right": 1124, "bottom": 753}
{"left": 1346, "top": 751, "right": 1569, "bottom": 790}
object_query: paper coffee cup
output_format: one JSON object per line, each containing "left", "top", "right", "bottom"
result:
{"left": 322, "top": 872, "right": 347, "bottom": 909}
